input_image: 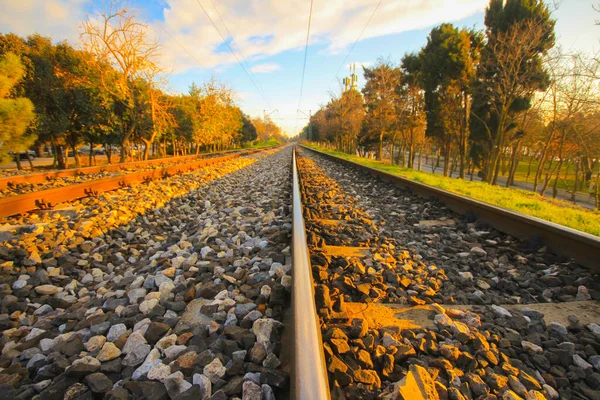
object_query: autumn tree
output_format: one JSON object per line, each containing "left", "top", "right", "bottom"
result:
{"left": 253, "top": 116, "right": 282, "bottom": 143}
{"left": 81, "top": 0, "right": 161, "bottom": 162}
{"left": 533, "top": 50, "right": 600, "bottom": 197}
{"left": 0, "top": 52, "right": 36, "bottom": 169}
{"left": 322, "top": 89, "right": 364, "bottom": 153}
{"left": 362, "top": 59, "right": 402, "bottom": 161}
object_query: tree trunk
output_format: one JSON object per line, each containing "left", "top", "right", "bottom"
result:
{"left": 525, "top": 155, "right": 535, "bottom": 182}
{"left": 491, "top": 154, "right": 502, "bottom": 185}
{"left": 142, "top": 139, "right": 151, "bottom": 161}
{"left": 533, "top": 130, "right": 555, "bottom": 192}
{"left": 506, "top": 140, "right": 521, "bottom": 187}
{"left": 15, "top": 153, "right": 22, "bottom": 170}
{"left": 432, "top": 151, "right": 441, "bottom": 174}
{"left": 56, "top": 144, "right": 67, "bottom": 169}
{"left": 72, "top": 145, "right": 81, "bottom": 168}
{"left": 105, "top": 145, "right": 112, "bottom": 164}
{"left": 408, "top": 129, "right": 415, "bottom": 169}
{"left": 571, "top": 157, "right": 579, "bottom": 203}
{"left": 552, "top": 159, "right": 564, "bottom": 199}
{"left": 88, "top": 141, "right": 94, "bottom": 166}
{"left": 595, "top": 162, "right": 600, "bottom": 210}
{"left": 443, "top": 145, "right": 450, "bottom": 177}
{"left": 120, "top": 119, "right": 137, "bottom": 163}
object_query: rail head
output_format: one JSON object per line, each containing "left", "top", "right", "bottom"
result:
{"left": 291, "top": 147, "right": 330, "bottom": 400}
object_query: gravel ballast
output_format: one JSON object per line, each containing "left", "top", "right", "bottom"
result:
{"left": 297, "top": 148, "right": 600, "bottom": 400}
{"left": 0, "top": 147, "right": 292, "bottom": 399}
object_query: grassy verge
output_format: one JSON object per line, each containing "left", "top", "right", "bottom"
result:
{"left": 511, "top": 156, "right": 587, "bottom": 194}
{"left": 304, "top": 144, "right": 600, "bottom": 237}
{"left": 243, "top": 139, "right": 280, "bottom": 149}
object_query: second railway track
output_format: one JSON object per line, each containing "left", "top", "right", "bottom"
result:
{"left": 291, "top": 146, "right": 600, "bottom": 399}
{"left": 0, "top": 147, "right": 275, "bottom": 218}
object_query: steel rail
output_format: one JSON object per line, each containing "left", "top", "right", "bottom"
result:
{"left": 0, "top": 148, "right": 270, "bottom": 218}
{"left": 291, "top": 147, "right": 330, "bottom": 400}
{"left": 0, "top": 146, "right": 275, "bottom": 190}
{"left": 302, "top": 145, "right": 600, "bottom": 272}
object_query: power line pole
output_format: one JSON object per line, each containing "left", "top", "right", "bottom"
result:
{"left": 298, "top": 109, "right": 312, "bottom": 141}
{"left": 263, "top": 109, "right": 278, "bottom": 140}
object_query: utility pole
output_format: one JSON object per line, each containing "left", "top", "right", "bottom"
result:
{"left": 298, "top": 109, "right": 312, "bottom": 141}
{"left": 263, "top": 109, "right": 278, "bottom": 140}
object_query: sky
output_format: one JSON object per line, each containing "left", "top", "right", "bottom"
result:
{"left": 0, "top": 0, "right": 599, "bottom": 136}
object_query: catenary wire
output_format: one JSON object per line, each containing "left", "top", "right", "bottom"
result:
{"left": 194, "top": 0, "right": 274, "bottom": 109}
{"left": 208, "top": 0, "right": 274, "bottom": 110}
{"left": 327, "top": 0, "right": 384, "bottom": 90}
{"left": 294, "top": 0, "right": 315, "bottom": 135}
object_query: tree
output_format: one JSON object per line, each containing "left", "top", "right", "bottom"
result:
{"left": 253, "top": 116, "right": 282, "bottom": 143}
{"left": 419, "top": 24, "right": 482, "bottom": 177}
{"left": 322, "top": 89, "right": 364, "bottom": 154}
{"left": 0, "top": 53, "right": 36, "bottom": 168}
{"left": 136, "top": 75, "right": 176, "bottom": 160}
{"left": 239, "top": 113, "right": 257, "bottom": 143}
{"left": 362, "top": 59, "right": 402, "bottom": 161}
{"left": 470, "top": 0, "right": 555, "bottom": 184}
{"left": 399, "top": 53, "right": 426, "bottom": 169}
{"left": 188, "top": 79, "right": 242, "bottom": 152}
{"left": 81, "top": 0, "right": 161, "bottom": 162}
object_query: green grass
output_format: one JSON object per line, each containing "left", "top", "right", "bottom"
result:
{"left": 510, "top": 156, "right": 587, "bottom": 194}
{"left": 242, "top": 139, "right": 281, "bottom": 149}
{"left": 304, "top": 144, "right": 600, "bottom": 237}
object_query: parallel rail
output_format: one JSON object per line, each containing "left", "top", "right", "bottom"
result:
{"left": 301, "top": 145, "right": 600, "bottom": 272}
{"left": 0, "top": 147, "right": 275, "bottom": 190}
{"left": 0, "top": 147, "right": 271, "bottom": 218}
{"left": 291, "top": 148, "right": 330, "bottom": 399}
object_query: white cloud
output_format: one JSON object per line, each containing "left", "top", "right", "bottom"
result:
{"left": 249, "top": 63, "right": 281, "bottom": 73}
{"left": 154, "top": 0, "right": 488, "bottom": 74}
{"left": 0, "top": 0, "right": 87, "bottom": 44}
{"left": 0, "top": 0, "right": 488, "bottom": 73}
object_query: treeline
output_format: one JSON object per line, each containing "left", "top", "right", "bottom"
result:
{"left": 0, "top": 4, "right": 284, "bottom": 170}
{"left": 303, "top": 0, "right": 600, "bottom": 206}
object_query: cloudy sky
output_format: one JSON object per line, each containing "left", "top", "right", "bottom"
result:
{"left": 1, "top": 0, "right": 598, "bottom": 136}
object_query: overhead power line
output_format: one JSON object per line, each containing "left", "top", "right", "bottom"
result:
{"left": 297, "top": 0, "right": 314, "bottom": 111}
{"left": 160, "top": 26, "right": 207, "bottom": 70}
{"left": 328, "top": 0, "right": 384, "bottom": 90}
{"left": 194, "top": 0, "right": 274, "bottom": 109}
{"left": 294, "top": 0, "right": 314, "bottom": 135}
{"left": 208, "top": 0, "right": 273, "bottom": 109}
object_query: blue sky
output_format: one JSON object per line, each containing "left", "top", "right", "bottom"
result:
{"left": 1, "top": 0, "right": 599, "bottom": 136}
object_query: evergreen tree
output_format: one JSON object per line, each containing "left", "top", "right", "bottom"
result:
{"left": 0, "top": 52, "right": 36, "bottom": 168}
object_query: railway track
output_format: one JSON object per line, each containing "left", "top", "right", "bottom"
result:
{"left": 0, "top": 147, "right": 265, "bottom": 191}
{"left": 291, "top": 146, "right": 600, "bottom": 399}
{"left": 0, "top": 147, "right": 275, "bottom": 217}
{"left": 2, "top": 145, "right": 599, "bottom": 399}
